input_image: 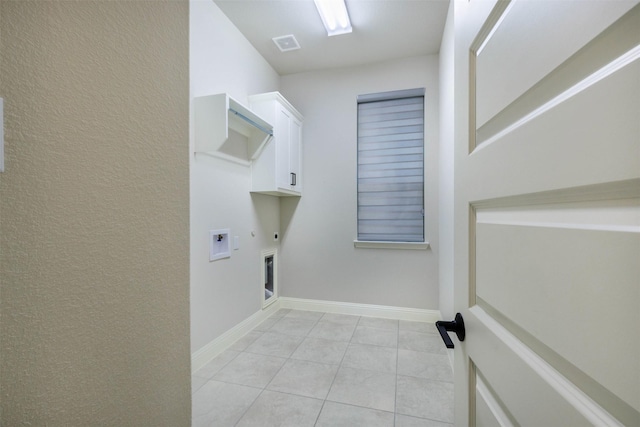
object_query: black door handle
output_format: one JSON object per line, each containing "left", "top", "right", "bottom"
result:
{"left": 435, "top": 313, "right": 465, "bottom": 349}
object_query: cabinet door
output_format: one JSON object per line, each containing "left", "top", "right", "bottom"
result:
{"left": 288, "top": 117, "right": 302, "bottom": 191}
{"left": 275, "top": 106, "right": 291, "bottom": 190}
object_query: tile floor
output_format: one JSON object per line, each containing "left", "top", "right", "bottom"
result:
{"left": 192, "top": 309, "right": 454, "bottom": 427}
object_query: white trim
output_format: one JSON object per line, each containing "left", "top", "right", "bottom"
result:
{"left": 279, "top": 297, "right": 441, "bottom": 322}
{"left": 191, "top": 299, "right": 282, "bottom": 374}
{"left": 354, "top": 240, "right": 430, "bottom": 250}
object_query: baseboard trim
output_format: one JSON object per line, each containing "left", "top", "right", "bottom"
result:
{"left": 191, "top": 297, "right": 441, "bottom": 374}
{"left": 191, "top": 299, "right": 282, "bottom": 374}
{"left": 279, "top": 297, "right": 441, "bottom": 323}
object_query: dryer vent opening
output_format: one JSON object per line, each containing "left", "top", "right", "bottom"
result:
{"left": 261, "top": 248, "right": 277, "bottom": 308}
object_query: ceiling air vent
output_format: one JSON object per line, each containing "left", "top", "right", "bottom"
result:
{"left": 272, "top": 35, "right": 300, "bottom": 52}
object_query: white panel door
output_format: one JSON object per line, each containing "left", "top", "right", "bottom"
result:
{"left": 452, "top": 1, "right": 639, "bottom": 425}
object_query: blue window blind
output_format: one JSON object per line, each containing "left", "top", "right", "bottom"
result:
{"left": 357, "top": 89, "right": 425, "bottom": 242}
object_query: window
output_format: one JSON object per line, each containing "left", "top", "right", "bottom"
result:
{"left": 357, "top": 88, "right": 425, "bottom": 243}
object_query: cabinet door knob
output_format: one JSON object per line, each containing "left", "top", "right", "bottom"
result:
{"left": 290, "top": 173, "right": 297, "bottom": 186}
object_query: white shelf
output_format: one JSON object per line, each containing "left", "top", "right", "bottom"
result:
{"left": 194, "top": 93, "right": 273, "bottom": 160}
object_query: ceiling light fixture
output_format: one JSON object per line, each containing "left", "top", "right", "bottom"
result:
{"left": 314, "top": 0, "right": 352, "bottom": 37}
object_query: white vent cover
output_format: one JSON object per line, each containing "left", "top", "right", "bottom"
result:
{"left": 272, "top": 35, "right": 300, "bottom": 52}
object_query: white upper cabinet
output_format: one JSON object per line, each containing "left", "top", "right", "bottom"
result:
{"left": 249, "top": 92, "right": 303, "bottom": 197}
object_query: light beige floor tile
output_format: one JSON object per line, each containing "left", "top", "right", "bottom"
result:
{"left": 193, "top": 350, "right": 240, "bottom": 380}
{"left": 191, "top": 380, "right": 261, "bottom": 427}
{"left": 399, "top": 330, "right": 448, "bottom": 355}
{"left": 315, "top": 401, "right": 394, "bottom": 427}
{"left": 269, "top": 317, "right": 317, "bottom": 336}
{"left": 341, "top": 343, "right": 397, "bottom": 374}
{"left": 397, "top": 349, "right": 453, "bottom": 382}
{"left": 244, "top": 331, "right": 304, "bottom": 358}
{"left": 291, "top": 336, "right": 349, "bottom": 364}
{"left": 395, "top": 414, "right": 454, "bottom": 427}
{"left": 193, "top": 310, "right": 455, "bottom": 426}
{"left": 320, "top": 313, "right": 360, "bottom": 325}
{"left": 399, "top": 320, "right": 438, "bottom": 335}
{"left": 396, "top": 376, "right": 454, "bottom": 423}
{"left": 235, "top": 390, "right": 323, "bottom": 427}
{"left": 358, "top": 317, "right": 399, "bottom": 331}
{"left": 327, "top": 366, "right": 396, "bottom": 412}
{"left": 253, "top": 317, "right": 278, "bottom": 332}
{"left": 351, "top": 325, "right": 398, "bottom": 348}
{"left": 308, "top": 321, "right": 357, "bottom": 342}
{"left": 284, "top": 309, "right": 325, "bottom": 321}
{"left": 212, "top": 352, "right": 286, "bottom": 388}
{"left": 269, "top": 309, "right": 290, "bottom": 319}
{"left": 191, "top": 375, "right": 208, "bottom": 395}
{"left": 267, "top": 359, "right": 338, "bottom": 399}
{"left": 228, "top": 330, "right": 263, "bottom": 352}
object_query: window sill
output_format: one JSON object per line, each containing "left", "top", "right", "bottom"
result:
{"left": 353, "top": 240, "right": 430, "bottom": 250}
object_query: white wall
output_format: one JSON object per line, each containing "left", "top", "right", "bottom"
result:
{"left": 279, "top": 56, "right": 440, "bottom": 310}
{"left": 190, "top": 0, "right": 280, "bottom": 353}
{"left": 439, "top": 1, "right": 456, "bottom": 320}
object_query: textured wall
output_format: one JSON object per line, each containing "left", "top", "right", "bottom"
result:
{"left": 0, "top": 1, "right": 191, "bottom": 425}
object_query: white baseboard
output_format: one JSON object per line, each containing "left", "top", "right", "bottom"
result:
{"left": 191, "top": 299, "right": 282, "bottom": 374}
{"left": 191, "top": 297, "right": 441, "bottom": 374}
{"left": 279, "top": 297, "right": 441, "bottom": 323}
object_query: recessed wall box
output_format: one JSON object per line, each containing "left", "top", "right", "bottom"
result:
{"left": 209, "top": 229, "right": 231, "bottom": 261}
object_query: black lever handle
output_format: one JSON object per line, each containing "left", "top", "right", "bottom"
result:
{"left": 435, "top": 313, "right": 465, "bottom": 349}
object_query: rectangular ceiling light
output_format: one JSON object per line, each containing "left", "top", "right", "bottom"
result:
{"left": 314, "top": 0, "right": 352, "bottom": 36}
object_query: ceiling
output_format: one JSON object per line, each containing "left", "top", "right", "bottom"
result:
{"left": 214, "top": 0, "right": 450, "bottom": 75}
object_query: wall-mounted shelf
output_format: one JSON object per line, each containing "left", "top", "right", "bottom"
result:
{"left": 194, "top": 93, "right": 274, "bottom": 160}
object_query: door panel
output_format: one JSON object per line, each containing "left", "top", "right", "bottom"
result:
{"left": 468, "top": 306, "right": 623, "bottom": 426}
{"left": 475, "top": 0, "right": 635, "bottom": 128}
{"left": 476, "top": 217, "right": 640, "bottom": 411}
{"left": 471, "top": 49, "right": 639, "bottom": 201}
{"left": 477, "top": 4, "right": 640, "bottom": 148}
{"left": 454, "top": 1, "right": 640, "bottom": 425}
